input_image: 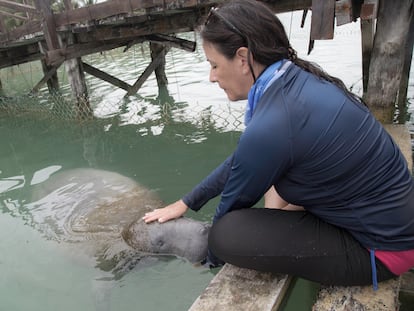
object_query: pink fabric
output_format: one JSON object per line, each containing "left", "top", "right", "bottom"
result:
{"left": 375, "top": 249, "right": 414, "bottom": 275}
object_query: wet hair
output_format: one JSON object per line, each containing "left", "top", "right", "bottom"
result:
{"left": 201, "top": 0, "right": 363, "bottom": 103}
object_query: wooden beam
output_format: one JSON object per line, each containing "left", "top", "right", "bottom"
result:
{"left": 263, "top": 0, "right": 311, "bottom": 14}
{"left": 45, "top": 38, "right": 146, "bottom": 66}
{"left": 147, "top": 34, "right": 196, "bottom": 52}
{"left": 310, "top": 0, "right": 335, "bottom": 40}
{"left": 31, "top": 61, "right": 63, "bottom": 93}
{"left": 53, "top": 0, "right": 215, "bottom": 27}
{"left": 75, "top": 11, "right": 202, "bottom": 43}
{"left": 126, "top": 48, "right": 167, "bottom": 96}
{"left": 82, "top": 62, "right": 132, "bottom": 91}
{"left": 0, "top": 10, "right": 29, "bottom": 20}
{"left": 335, "top": 0, "right": 353, "bottom": 26}
{"left": 0, "top": 20, "right": 42, "bottom": 44}
{"left": 0, "top": 0, "right": 38, "bottom": 14}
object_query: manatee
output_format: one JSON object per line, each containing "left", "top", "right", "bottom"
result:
{"left": 28, "top": 168, "right": 210, "bottom": 275}
{"left": 122, "top": 217, "right": 210, "bottom": 264}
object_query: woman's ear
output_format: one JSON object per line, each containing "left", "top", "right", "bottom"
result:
{"left": 236, "top": 47, "right": 251, "bottom": 75}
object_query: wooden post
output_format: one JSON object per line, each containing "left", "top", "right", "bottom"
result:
{"left": 359, "top": 0, "right": 377, "bottom": 94}
{"left": 364, "top": 0, "right": 413, "bottom": 123}
{"left": 126, "top": 45, "right": 170, "bottom": 97}
{"left": 150, "top": 42, "right": 169, "bottom": 96}
{"left": 397, "top": 13, "right": 414, "bottom": 124}
{"left": 0, "top": 74, "right": 3, "bottom": 96}
{"left": 64, "top": 34, "right": 92, "bottom": 119}
{"left": 34, "top": 0, "right": 60, "bottom": 93}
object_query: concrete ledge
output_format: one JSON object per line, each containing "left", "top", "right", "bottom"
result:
{"left": 312, "top": 278, "right": 401, "bottom": 311}
{"left": 189, "top": 264, "right": 292, "bottom": 311}
{"left": 383, "top": 124, "right": 413, "bottom": 170}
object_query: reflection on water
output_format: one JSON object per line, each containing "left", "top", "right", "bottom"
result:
{"left": 0, "top": 11, "right": 412, "bottom": 311}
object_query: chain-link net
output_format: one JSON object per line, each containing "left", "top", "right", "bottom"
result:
{"left": 0, "top": 40, "right": 245, "bottom": 133}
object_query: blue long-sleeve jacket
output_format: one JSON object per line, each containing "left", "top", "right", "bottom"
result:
{"left": 183, "top": 63, "right": 414, "bottom": 251}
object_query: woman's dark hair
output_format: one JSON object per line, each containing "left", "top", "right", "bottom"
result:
{"left": 201, "top": 0, "right": 362, "bottom": 103}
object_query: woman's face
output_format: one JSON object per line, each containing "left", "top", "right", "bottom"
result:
{"left": 203, "top": 41, "right": 254, "bottom": 101}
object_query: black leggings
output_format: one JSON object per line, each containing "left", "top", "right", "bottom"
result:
{"left": 208, "top": 208, "right": 397, "bottom": 286}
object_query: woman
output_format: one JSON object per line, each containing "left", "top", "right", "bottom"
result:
{"left": 143, "top": 0, "right": 414, "bottom": 288}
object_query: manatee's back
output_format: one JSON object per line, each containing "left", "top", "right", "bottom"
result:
{"left": 29, "top": 168, "right": 163, "bottom": 243}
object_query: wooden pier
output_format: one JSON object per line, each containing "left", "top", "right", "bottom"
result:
{"left": 0, "top": 0, "right": 412, "bottom": 121}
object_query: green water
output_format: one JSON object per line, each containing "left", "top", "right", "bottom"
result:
{"left": 0, "top": 11, "right": 412, "bottom": 311}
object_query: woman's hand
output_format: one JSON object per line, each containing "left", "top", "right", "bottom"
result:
{"left": 142, "top": 199, "right": 189, "bottom": 223}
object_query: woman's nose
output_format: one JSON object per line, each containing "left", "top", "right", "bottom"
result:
{"left": 209, "top": 70, "right": 217, "bottom": 83}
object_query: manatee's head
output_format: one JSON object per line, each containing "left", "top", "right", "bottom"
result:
{"left": 122, "top": 217, "right": 210, "bottom": 263}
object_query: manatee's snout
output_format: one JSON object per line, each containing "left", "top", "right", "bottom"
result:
{"left": 122, "top": 217, "right": 210, "bottom": 263}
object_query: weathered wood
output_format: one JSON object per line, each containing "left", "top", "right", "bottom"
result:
{"left": 31, "top": 61, "right": 63, "bottom": 93}
{"left": 74, "top": 10, "right": 204, "bottom": 43}
{"left": 364, "top": 0, "right": 413, "bottom": 123}
{"left": 150, "top": 42, "right": 168, "bottom": 91}
{"left": 310, "top": 0, "right": 335, "bottom": 40}
{"left": 264, "top": 0, "right": 311, "bottom": 14}
{"left": 335, "top": 0, "right": 353, "bottom": 26}
{"left": 360, "top": 20, "right": 374, "bottom": 93}
{"left": 34, "top": 0, "right": 60, "bottom": 53}
{"left": 82, "top": 62, "right": 132, "bottom": 91}
{"left": 0, "top": 9, "right": 29, "bottom": 20}
{"left": 44, "top": 38, "right": 145, "bottom": 66}
{"left": 189, "top": 264, "right": 292, "bottom": 311}
{"left": 126, "top": 46, "right": 168, "bottom": 96}
{"left": 397, "top": 13, "right": 414, "bottom": 124}
{"left": 0, "top": 20, "right": 42, "bottom": 45}
{"left": 64, "top": 33, "right": 92, "bottom": 118}
{"left": 360, "top": 0, "right": 377, "bottom": 94}
{"left": 41, "top": 57, "right": 59, "bottom": 93}
{"left": 147, "top": 34, "right": 196, "bottom": 52}
{"left": 53, "top": 0, "right": 211, "bottom": 28}
{"left": 0, "top": 0, "right": 38, "bottom": 14}
{"left": 0, "top": 11, "right": 6, "bottom": 33}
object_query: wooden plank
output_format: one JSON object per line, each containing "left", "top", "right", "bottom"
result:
{"left": 147, "top": 34, "right": 196, "bottom": 52}
{"left": 82, "top": 62, "right": 132, "bottom": 91}
{"left": 74, "top": 11, "right": 201, "bottom": 43}
{"left": 53, "top": 0, "right": 212, "bottom": 27}
{"left": 310, "top": 0, "right": 335, "bottom": 40}
{"left": 0, "top": 20, "right": 42, "bottom": 44}
{"left": 189, "top": 264, "right": 292, "bottom": 311}
{"left": 335, "top": 0, "right": 352, "bottom": 26}
{"left": 0, "top": 9, "right": 29, "bottom": 20}
{"left": 0, "top": 0, "right": 38, "bottom": 14}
